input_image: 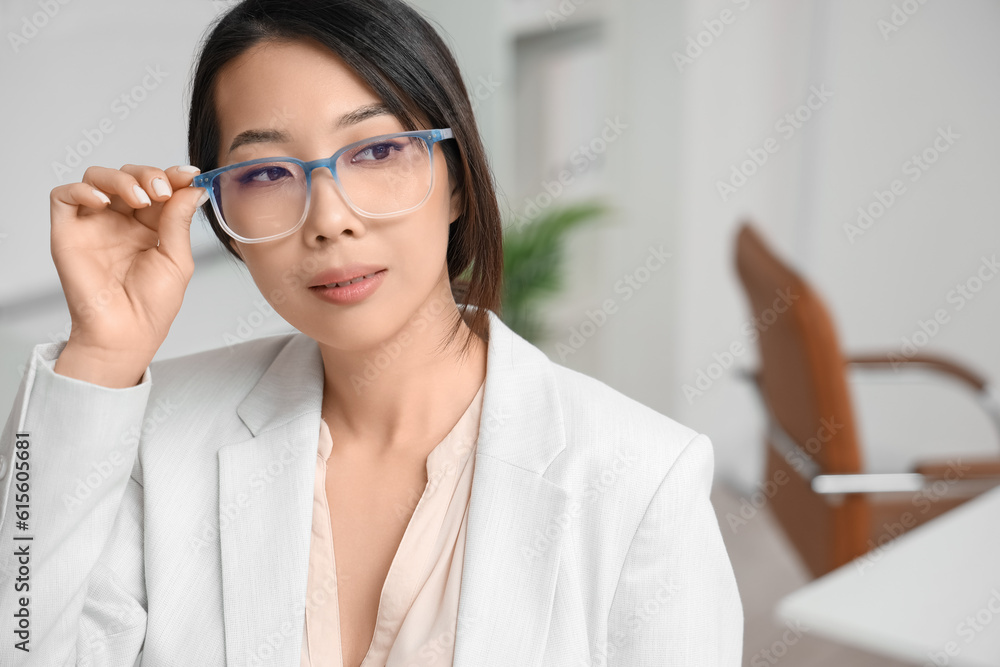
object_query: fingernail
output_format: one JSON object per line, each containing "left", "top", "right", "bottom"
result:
{"left": 178, "top": 165, "right": 201, "bottom": 173}
{"left": 195, "top": 189, "right": 210, "bottom": 207}
{"left": 132, "top": 184, "right": 151, "bottom": 207}
{"left": 152, "top": 178, "right": 172, "bottom": 198}
{"left": 92, "top": 188, "right": 111, "bottom": 205}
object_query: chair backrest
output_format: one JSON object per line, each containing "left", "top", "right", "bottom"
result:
{"left": 733, "top": 221, "right": 870, "bottom": 577}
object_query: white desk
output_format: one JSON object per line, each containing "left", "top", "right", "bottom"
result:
{"left": 777, "top": 485, "right": 1000, "bottom": 667}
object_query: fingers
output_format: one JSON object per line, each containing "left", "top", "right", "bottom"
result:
{"left": 120, "top": 163, "right": 175, "bottom": 202}
{"left": 121, "top": 164, "right": 202, "bottom": 198}
{"left": 52, "top": 165, "right": 207, "bottom": 266}
{"left": 79, "top": 165, "right": 156, "bottom": 207}
{"left": 119, "top": 165, "right": 203, "bottom": 226}
{"left": 75, "top": 165, "right": 155, "bottom": 226}
{"left": 68, "top": 164, "right": 201, "bottom": 211}
{"left": 155, "top": 183, "right": 209, "bottom": 276}
{"left": 68, "top": 164, "right": 201, "bottom": 226}
{"left": 164, "top": 164, "right": 201, "bottom": 190}
{"left": 50, "top": 182, "right": 115, "bottom": 218}
{"left": 119, "top": 163, "right": 177, "bottom": 226}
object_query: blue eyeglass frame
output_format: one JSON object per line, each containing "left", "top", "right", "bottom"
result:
{"left": 192, "top": 127, "right": 455, "bottom": 244}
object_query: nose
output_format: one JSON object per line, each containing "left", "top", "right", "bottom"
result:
{"left": 301, "top": 165, "right": 367, "bottom": 243}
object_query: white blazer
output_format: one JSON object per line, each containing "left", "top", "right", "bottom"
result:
{"left": 0, "top": 307, "right": 743, "bottom": 666}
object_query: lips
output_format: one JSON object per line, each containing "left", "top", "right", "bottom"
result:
{"left": 322, "top": 272, "right": 380, "bottom": 288}
{"left": 308, "top": 264, "right": 387, "bottom": 288}
{"left": 309, "top": 267, "right": 387, "bottom": 305}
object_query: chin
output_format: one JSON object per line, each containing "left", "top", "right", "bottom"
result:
{"left": 302, "top": 311, "right": 400, "bottom": 352}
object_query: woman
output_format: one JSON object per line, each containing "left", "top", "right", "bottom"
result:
{"left": 0, "top": 0, "right": 743, "bottom": 665}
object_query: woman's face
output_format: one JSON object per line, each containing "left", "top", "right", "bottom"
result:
{"left": 212, "top": 38, "right": 461, "bottom": 352}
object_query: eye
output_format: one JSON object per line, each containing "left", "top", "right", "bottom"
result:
{"left": 351, "top": 141, "right": 404, "bottom": 163}
{"left": 242, "top": 165, "right": 293, "bottom": 183}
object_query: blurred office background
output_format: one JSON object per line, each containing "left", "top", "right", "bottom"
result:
{"left": 2, "top": 0, "right": 999, "bottom": 664}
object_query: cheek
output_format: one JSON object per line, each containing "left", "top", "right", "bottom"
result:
{"left": 413, "top": 199, "right": 453, "bottom": 264}
{"left": 242, "top": 252, "right": 296, "bottom": 304}
{"left": 395, "top": 173, "right": 455, "bottom": 276}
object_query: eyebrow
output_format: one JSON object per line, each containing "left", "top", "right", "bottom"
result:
{"left": 226, "top": 103, "right": 393, "bottom": 154}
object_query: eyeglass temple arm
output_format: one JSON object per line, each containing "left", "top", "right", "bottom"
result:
{"left": 429, "top": 128, "right": 453, "bottom": 142}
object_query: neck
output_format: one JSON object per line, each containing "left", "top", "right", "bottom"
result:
{"left": 317, "top": 285, "right": 488, "bottom": 458}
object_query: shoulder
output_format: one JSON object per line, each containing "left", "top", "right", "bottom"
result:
{"left": 535, "top": 356, "right": 726, "bottom": 605}
{"left": 542, "top": 357, "right": 709, "bottom": 497}
{"left": 549, "top": 360, "right": 700, "bottom": 444}
{"left": 144, "top": 331, "right": 298, "bottom": 414}
{"left": 148, "top": 331, "right": 296, "bottom": 381}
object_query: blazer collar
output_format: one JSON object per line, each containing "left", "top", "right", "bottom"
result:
{"left": 235, "top": 306, "right": 567, "bottom": 472}
{"left": 219, "top": 307, "right": 571, "bottom": 666}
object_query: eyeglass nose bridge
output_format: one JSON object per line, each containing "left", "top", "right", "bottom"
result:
{"left": 300, "top": 157, "right": 354, "bottom": 216}
{"left": 305, "top": 156, "right": 340, "bottom": 181}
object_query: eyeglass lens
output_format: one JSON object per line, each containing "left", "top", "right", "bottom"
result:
{"left": 214, "top": 135, "right": 434, "bottom": 240}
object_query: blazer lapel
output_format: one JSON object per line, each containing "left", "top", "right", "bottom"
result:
{"left": 451, "top": 309, "right": 570, "bottom": 666}
{"left": 216, "top": 308, "right": 569, "bottom": 666}
{"left": 218, "top": 334, "right": 325, "bottom": 666}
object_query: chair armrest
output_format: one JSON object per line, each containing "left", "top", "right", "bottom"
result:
{"left": 810, "top": 471, "right": 1000, "bottom": 495}
{"left": 739, "top": 372, "right": 1000, "bottom": 496}
{"left": 812, "top": 472, "right": 927, "bottom": 494}
{"left": 844, "top": 351, "right": 1000, "bottom": 447}
{"left": 913, "top": 458, "right": 1000, "bottom": 478}
{"left": 771, "top": 415, "right": 1000, "bottom": 495}
{"left": 845, "top": 352, "right": 988, "bottom": 392}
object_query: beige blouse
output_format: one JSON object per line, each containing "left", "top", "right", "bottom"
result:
{"left": 300, "top": 379, "right": 485, "bottom": 666}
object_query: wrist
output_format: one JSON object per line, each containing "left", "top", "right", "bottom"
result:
{"left": 53, "top": 342, "right": 151, "bottom": 388}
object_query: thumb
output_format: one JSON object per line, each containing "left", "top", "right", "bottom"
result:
{"left": 157, "top": 185, "right": 208, "bottom": 269}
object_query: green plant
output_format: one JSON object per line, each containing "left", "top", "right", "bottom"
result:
{"left": 498, "top": 201, "right": 607, "bottom": 343}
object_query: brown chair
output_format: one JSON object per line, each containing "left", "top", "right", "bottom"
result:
{"left": 733, "top": 221, "right": 1000, "bottom": 578}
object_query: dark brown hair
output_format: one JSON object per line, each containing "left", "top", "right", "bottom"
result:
{"left": 187, "top": 0, "right": 502, "bottom": 353}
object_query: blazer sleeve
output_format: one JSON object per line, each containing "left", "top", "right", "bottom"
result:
{"left": 0, "top": 340, "right": 152, "bottom": 666}
{"left": 606, "top": 432, "right": 744, "bottom": 665}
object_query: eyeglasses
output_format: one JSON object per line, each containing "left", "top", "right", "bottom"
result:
{"left": 193, "top": 128, "right": 454, "bottom": 243}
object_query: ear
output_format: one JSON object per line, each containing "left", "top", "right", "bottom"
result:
{"left": 448, "top": 183, "right": 463, "bottom": 225}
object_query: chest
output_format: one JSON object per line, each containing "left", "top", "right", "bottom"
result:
{"left": 323, "top": 454, "right": 429, "bottom": 666}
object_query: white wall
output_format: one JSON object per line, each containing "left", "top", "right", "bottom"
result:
{"left": 0, "top": 0, "right": 510, "bottom": 413}
{"left": 670, "top": 0, "right": 1000, "bottom": 492}
{"left": 0, "top": 0, "right": 303, "bottom": 415}
{"left": 3, "top": 0, "right": 999, "bottom": 495}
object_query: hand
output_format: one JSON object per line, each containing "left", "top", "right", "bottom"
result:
{"left": 50, "top": 164, "right": 207, "bottom": 387}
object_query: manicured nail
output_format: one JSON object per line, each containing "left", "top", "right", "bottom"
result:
{"left": 92, "top": 188, "right": 111, "bottom": 205}
{"left": 195, "top": 189, "right": 210, "bottom": 207}
{"left": 152, "top": 178, "right": 171, "bottom": 198}
{"left": 178, "top": 165, "right": 201, "bottom": 173}
{"left": 132, "top": 184, "right": 151, "bottom": 206}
